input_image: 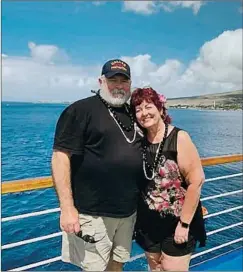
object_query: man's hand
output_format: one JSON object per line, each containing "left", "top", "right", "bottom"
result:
{"left": 60, "top": 206, "right": 80, "bottom": 234}
{"left": 174, "top": 221, "right": 189, "bottom": 244}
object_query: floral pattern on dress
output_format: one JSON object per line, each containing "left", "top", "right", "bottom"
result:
{"left": 143, "top": 158, "right": 186, "bottom": 217}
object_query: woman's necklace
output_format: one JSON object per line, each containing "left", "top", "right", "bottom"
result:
{"left": 142, "top": 123, "right": 168, "bottom": 180}
{"left": 94, "top": 90, "right": 137, "bottom": 143}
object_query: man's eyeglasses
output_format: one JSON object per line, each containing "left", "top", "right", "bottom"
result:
{"left": 75, "top": 230, "right": 98, "bottom": 243}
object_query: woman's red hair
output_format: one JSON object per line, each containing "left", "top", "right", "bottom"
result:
{"left": 130, "top": 87, "right": 172, "bottom": 124}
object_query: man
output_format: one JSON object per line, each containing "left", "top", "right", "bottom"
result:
{"left": 51, "top": 59, "right": 143, "bottom": 271}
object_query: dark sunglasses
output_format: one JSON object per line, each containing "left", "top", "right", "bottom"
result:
{"left": 75, "top": 230, "right": 98, "bottom": 244}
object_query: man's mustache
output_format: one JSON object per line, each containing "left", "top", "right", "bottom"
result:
{"left": 111, "top": 89, "right": 126, "bottom": 95}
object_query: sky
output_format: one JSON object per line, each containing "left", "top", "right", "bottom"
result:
{"left": 2, "top": 1, "right": 243, "bottom": 102}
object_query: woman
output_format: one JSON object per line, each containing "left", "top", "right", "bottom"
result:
{"left": 130, "top": 87, "right": 206, "bottom": 271}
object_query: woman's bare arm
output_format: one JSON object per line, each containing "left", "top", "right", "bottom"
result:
{"left": 177, "top": 131, "right": 205, "bottom": 224}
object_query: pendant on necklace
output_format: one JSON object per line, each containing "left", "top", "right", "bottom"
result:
{"left": 108, "top": 109, "right": 137, "bottom": 144}
{"left": 159, "top": 155, "right": 166, "bottom": 166}
{"left": 95, "top": 90, "right": 137, "bottom": 144}
{"left": 142, "top": 124, "right": 168, "bottom": 180}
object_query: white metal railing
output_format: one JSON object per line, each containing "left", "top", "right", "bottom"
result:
{"left": 1, "top": 207, "right": 60, "bottom": 222}
{"left": 206, "top": 222, "right": 243, "bottom": 236}
{"left": 2, "top": 206, "right": 243, "bottom": 251}
{"left": 10, "top": 257, "right": 62, "bottom": 272}
{"left": 191, "top": 238, "right": 243, "bottom": 259}
{"left": 201, "top": 189, "right": 243, "bottom": 201}
{"left": 8, "top": 238, "right": 243, "bottom": 271}
{"left": 4, "top": 221, "right": 242, "bottom": 251}
{"left": 2, "top": 172, "right": 243, "bottom": 271}
{"left": 203, "top": 206, "right": 243, "bottom": 219}
{"left": 2, "top": 232, "right": 62, "bottom": 250}
{"left": 204, "top": 173, "right": 242, "bottom": 182}
{"left": 190, "top": 245, "right": 243, "bottom": 268}
{"left": 128, "top": 238, "right": 243, "bottom": 262}
{"left": 2, "top": 172, "right": 242, "bottom": 223}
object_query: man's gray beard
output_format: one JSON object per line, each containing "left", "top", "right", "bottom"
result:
{"left": 99, "top": 87, "right": 131, "bottom": 107}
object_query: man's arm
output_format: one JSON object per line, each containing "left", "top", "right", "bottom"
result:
{"left": 51, "top": 150, "right": 80, "bottom": 234}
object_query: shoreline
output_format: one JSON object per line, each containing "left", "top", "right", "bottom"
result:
{"left": 2, "top": 101, "right": 242, "bottom": 111}
{"left": 168, "top": 106, "right": 242, "bottom": 111}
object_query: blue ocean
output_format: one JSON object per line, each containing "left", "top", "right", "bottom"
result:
{"left": 1, "top": 101, "right": 242, "bottom": 271}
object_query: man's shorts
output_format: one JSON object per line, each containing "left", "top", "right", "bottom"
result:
{"left": 61, "top": 212, "right": 136, "bottom": 271}
{"left": 135, "top": 230, "right": 196, "bottom": 257}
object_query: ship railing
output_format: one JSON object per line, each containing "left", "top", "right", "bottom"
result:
{"left": 1, "top": 154, "right": 243, "bottom": 271}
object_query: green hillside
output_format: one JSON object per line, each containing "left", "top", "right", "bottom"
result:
{"left": 167, "top": 90, "right": 242, "bottom": 110}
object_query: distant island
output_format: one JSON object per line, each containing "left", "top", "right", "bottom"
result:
{"left": 167, "top": 90, "right": 242, "bottom": 110}
{"left": 3, "top": 90, "right": 242, "bottom": 110}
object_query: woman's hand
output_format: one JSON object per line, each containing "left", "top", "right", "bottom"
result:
{"left": 174, "top": 221, "right": 189, "bottom": 244}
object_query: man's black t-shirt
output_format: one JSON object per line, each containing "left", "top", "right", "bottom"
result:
{"left": 53, "top": 94, "right": 143, "bottom": 218}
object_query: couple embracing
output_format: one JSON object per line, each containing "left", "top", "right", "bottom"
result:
{"left": 52, "top": 59, "right": 206, "bottom": 271}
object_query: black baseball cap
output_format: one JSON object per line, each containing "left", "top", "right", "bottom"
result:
{"left": 101, "top": 59, "right": 131, "bottom": 79}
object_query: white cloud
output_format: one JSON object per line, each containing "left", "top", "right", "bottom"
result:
{"left": 122, "top": 55, "right": 183, "bottom": 88}
{"left": 178, "top": 29, "right": 243, "bottom": 94}
{"left": 2, "top": 29, "right": 242, "bottom": 102}
{"left": 92, "top": 1, "right": 106, "bottom": 6}
{"left": 2, "top": 45, "right": 100, "bottom": 102}
{"left": 28, "top": 41, "right": 69, "bottom": 64}
{"left": 123, "top": 1, "right": 204, "bottom": 15}
{"left": 123, "top": 1, "right": 157, "bottom": 15}
{"left": 161, "top": 1, "right": 204, "bottom": 15}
